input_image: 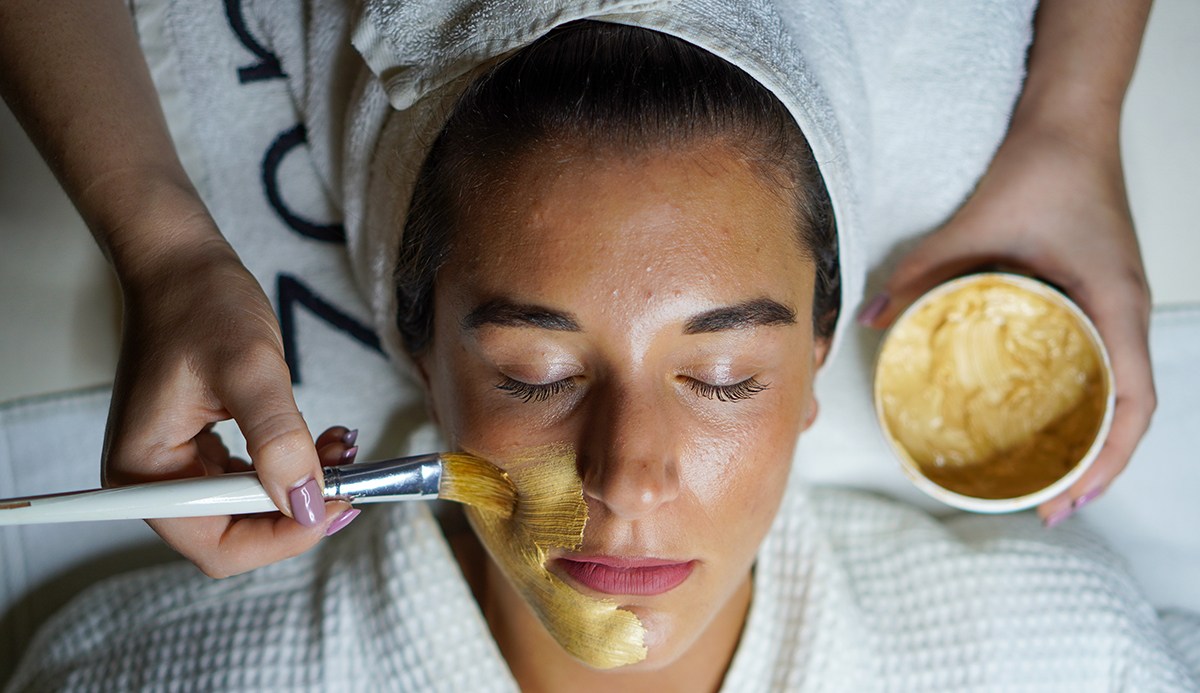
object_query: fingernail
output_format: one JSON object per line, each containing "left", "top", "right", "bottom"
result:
{"left": 1073, "top": 487, "right": 1104, "bottom": 511}
{"left": 342, "top": 429, "right": 359, "bottom": 447}
{"left": 325, "top": 508, "right": 360, "bottom": 536}
{"left": 856, "top": 293, "right": 889, "bottom": 326}
{"left": 289, "top": 478, "right": 325, "bottom": 528}
{"left": 340, "top": 446, "right": 358, "bottom": 465}
{"left": 1043, "top": 505, "right": 1073, "bottom": 529}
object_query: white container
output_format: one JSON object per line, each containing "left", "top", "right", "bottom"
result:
{"left": 873, "top": 273, "right": 1114, "bottom": 513}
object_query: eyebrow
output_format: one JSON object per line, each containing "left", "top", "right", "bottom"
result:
{"left": 462, "top": 297, "right": 796, "bottom": 334}
{"left": 683, "top": 298, "right": 797, "bottom": 334}
{"left": 463, "top": 299, "right": 582, "bottom": 331}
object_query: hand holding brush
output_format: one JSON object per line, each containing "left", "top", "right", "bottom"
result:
{"left": 0, "top": 449, "right": 516, "bottom": 525}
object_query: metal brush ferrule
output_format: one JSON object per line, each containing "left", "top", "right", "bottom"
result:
{"left": 322, "top": 453, "right": 442, "bottom": 504}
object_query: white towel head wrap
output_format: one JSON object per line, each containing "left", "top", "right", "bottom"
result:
{"left": 341, "top": 0, "right": 865, "bottom": 376}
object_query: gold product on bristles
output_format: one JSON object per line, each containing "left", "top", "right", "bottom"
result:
{"left": 439, "top": 453, "right": 518, "bottom": 518}
{"left": 466, "top": 443, "right": 648, "bottom": 669}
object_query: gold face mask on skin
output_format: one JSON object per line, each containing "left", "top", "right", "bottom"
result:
{"left": 875, "top": 274, "right": 1113, "bottom": 509}
{"left": 465, "top": 444, "right": 648, "bottom": 669}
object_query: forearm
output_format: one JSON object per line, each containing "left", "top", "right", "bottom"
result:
{"left": 0, "top": 0, "right": 224, "bottom": 283}
{"left": 1013, "top": 0, "right": 1153, "bottom": 156}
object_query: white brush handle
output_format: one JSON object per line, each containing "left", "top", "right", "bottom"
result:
{"left": 0, "top": 473, "right": 278, "bottom": 525}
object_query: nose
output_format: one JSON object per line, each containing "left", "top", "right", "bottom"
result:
{"left": 580, "top": 383, "right": 681, "bottom": 521}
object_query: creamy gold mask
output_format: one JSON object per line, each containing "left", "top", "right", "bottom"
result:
{"left": 875, "top": 274, "right": 1114, "bottom": 511}
{"left": 465, "top": 444, "right": 648, "bottom": 668}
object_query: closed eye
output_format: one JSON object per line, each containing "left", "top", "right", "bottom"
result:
{"left": 495, "top": 376, "right": 576, "bottom": 403}
{"left": 685, "top": 376, "right": 769, "bottom": 402}
{"left": 496, "top": 375, "right": 768, "bottom": 403}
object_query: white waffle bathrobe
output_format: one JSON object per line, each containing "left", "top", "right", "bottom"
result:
{"left": 8, "top": 476, "right": 1199, "bottom": 691}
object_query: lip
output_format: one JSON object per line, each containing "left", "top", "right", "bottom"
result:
{"left": 557, "top": 556, "right": 695, "bottom": 596}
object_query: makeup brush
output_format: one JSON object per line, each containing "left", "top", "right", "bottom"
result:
{"left": 0, "top": 453, "right": 516, "bottom": 525}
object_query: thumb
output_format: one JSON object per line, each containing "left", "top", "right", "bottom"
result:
{"left": 859, "top": 229, "right": 1013, "bottom": 330}
{"left": 220, "top": 356, "right": 325, "bottom": 528}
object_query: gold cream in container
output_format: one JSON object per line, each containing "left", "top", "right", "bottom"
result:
{"left": 874, "top": 273, "right": 1114, "bottom": 513}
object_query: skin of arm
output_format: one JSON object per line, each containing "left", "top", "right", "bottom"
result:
{"left": 0, "top": 0, "right": 349, "bottom": 576}
{"left": 863, "top": 0, "right": 1156, "bottom": 525}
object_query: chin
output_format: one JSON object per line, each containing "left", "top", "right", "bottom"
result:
{"left": 593, "top": 605, "right": 689, "bottom": 672}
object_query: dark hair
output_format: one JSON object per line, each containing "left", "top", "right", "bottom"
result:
{"left": 396, "top": 20, "right": 839, "bottom": 355}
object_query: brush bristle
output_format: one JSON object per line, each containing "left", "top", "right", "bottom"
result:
{"left": 439, "top": 453, "right": 518, "bottom": 518}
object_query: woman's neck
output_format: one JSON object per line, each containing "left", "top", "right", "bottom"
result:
{"left": 451, "top": 528, "right": 752, "bottom": 693}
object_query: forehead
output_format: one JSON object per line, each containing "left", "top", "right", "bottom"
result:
{"left": 446, "top": 142, "right": 814, "bottom": 315}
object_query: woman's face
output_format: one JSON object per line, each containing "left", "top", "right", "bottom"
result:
{"left": 418, "top": 140, "right": 824, "bottom": 669}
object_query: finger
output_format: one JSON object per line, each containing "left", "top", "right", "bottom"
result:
{"left": 315, "top": 426, "right": 355, "bottom": 449}
{"left": 316, "top": 426, "right": 359, "bottom": 468}
{"left": 320, "top": 441, "right": 359, "bottom": 468}
{"left": 216, "top": 348, "right": 324, "bottom": 527}
{"left": 1035, "top": 286, "right": 1154, "bottom": 526}
{"left": 861, "top": 228, "right": 1014, "bottom": 330}
{"left": 1080, "top": 390, "right": 1154, "bottom": 491}
{"left": 1059, "top": 352, "right": 1156, "bottom": 505}
{"left": 146, "top": 500, "right": 354, "bottom": 579}
{"left": 1061, "top": 269, "right": 1156, "bottom": 490}
{"left": 1037, "top": 387, "right": 1155, "bottom": 525}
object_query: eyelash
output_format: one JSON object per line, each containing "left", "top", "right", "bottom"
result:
{"left": 685, "top": 376, "right": 769, "bottom": 402}
{"left": 495, "top": 375, "right": 769, "bottom": 403}
{"left": 495, "top": 377, "right": 576, "bottom": 403}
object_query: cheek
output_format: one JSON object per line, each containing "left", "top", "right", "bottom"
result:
{"left": 679, "top": 438, "right": 795, "bottom": 567}
{"left": 427, "top": 354, "right": 557, "bottom": 454}
{"left": 680, "top": 371, "right": 809, "bottom": 511}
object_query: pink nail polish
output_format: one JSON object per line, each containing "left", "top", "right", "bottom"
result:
{"left": 340, "top": 446, "right": 358, "bottom": 465}
{"left": 1073, "top": 487, "right": 1104, "bottom": 511}
{"left": 326, "top": 508, "right": 361, "bottom": 536}
{"left": 288, "top": 478, "right": 325, "bottom": 528}
{"left": 1043, "top": 505, "right": 1073, "bottom": 529}
{"left": 342, "top": 429, "right": 359, "bottom": 447}
{"left": 857, "top": 293, "right": 889, "bottom": 326}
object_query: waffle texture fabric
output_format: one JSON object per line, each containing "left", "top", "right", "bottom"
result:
{"left": 7, "top": 483, "right": 1199, "bottom": 691}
